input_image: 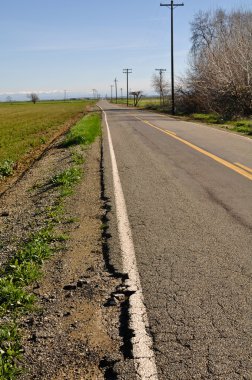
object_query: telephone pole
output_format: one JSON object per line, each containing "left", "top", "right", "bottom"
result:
{"left": 120, "top": 88, "right": 123, "bottom": 100}
{"left": 110, "top": 85, "right": 114, "bottom": 102}
{"left": 160, "top": 1, "right": 184, "bottom": 115}
{"left": 155, "top": 68, "right": 166, "bottom": 105}
{"left": 92, "top": 89, "right": 97, "bottom": 99}
{"left": 123, "top": 69, "right": 132, "bottom": 107}
{"left": 114, "top": 78, "right": 118, "bottom": 104}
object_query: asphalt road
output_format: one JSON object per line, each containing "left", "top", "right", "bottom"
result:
{"left": 101, "top": 100, "right": 252, "bottom": 380}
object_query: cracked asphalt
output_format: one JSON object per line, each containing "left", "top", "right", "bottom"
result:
{"left": 101, "top": 101, "right": 252, "bottom": 380}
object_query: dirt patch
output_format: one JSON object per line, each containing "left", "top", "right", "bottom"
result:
{"left": 0, "top": 129, "right": 124, "bottom": 378}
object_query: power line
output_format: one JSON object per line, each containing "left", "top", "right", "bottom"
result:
{"left": 123, "top": 69, "right": 132, "bottom": 107}
{"left": 160, "top": 1, "right": 184, "bottom": 115}
{"left": 155, "top": 68, "right": 166, "bottom": 105}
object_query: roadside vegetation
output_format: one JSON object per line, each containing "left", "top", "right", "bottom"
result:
{"left": 175, "top": 8, "right": 252, "bottom": 130}
{"left": 112, "top": 98, "right": 252, "bottom": 136}
{"left": 111, "top": 97, "right": 160, "bottom": 108}
{"left": 0, "top": 100, "right": 95, "bottom": 180}
{"left": 190, "top": 114, "right": 252, "bottom": 135}
{"left": 0, "top": 112, "right": 101, "bottom": 379}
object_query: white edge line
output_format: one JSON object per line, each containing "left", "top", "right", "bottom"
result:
{"left": 98, "top": 105, "right": 159, "bottom": 380}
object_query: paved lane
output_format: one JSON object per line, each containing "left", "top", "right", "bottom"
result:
{"left": 101, "top": 101, "right": 252, "bottom": 380}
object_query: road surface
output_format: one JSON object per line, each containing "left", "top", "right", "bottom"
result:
{"left": 101, "top": 100, "right": 252, "bottom": 380}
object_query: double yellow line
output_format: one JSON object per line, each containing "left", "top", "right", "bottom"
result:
{"left": 134, "top": 116, "right": 252, "bottom": 181}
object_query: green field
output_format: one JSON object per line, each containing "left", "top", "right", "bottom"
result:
{"left": 0, "top": 100, "right": 95, "bottom": 177}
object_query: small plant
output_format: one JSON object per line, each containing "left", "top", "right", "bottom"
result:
{"left": 51, "top": 167, "right": 81, "bottom": 188}
{"left": 0, "top": 323, "right": 23, "bottom": 379}
{"left": 40, "top": 137, "right": 46, "bottom": 144}
{"left": 0, "top": 160, "right": 15, "bottom": 178}
{"left": 51, "top": 167, "right": 82, "bottom": 197}
{"left": 72, "top": 152, "right": 85, "bottom": 165}
{"left": 0, "top": 277, "right": 35, "bottom": 316}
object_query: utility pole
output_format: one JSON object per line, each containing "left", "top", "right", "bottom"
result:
{"left": 64, "top": 90, "right": 67, "bottom": 101}
{"left": 155, "top": 68, "right": 166, "bottom": 105}
{"left": 160, "top": 1, "right": 184, "bottom": 115}
{"left": 110, "top": 85, "right": 114, "bottom": 102}
{"left": 92, "top": 89, "right": 97, "bottom": 99}
{"left": 114, "top": 78, "right": 118, "bottom": 104}
{"left": 123, "top": 69, "right": 132, "bottom": 107}
{"left": 120, "top": 88, "right": 123, "bottom": 100}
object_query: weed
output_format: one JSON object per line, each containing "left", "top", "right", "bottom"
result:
{"left": 64, "top": 217, "right": 78, "bottom": 224}
{"left": 40, "top": 137, "right": 46, "bottom": 144}
{"left": 53, "top": 233, "right": 69, "bottom": 242}
{"left": 100, "top": 223, "right": 108, "bottom": 230}
{"left": 46, "top": 204, "right": 64, "bottom": 223}
{"left": 0, "top": 277, "right": 35, "bottom": 316}
{"left": 0, "top": 323, "right": 23, "bottom": 379}
{"left": 72, "top": 152, "right": 84, "bottom": 165}
{"left": 0, "top": 160, "right": 14, "bottom": 178}
{"left": 51, "top": 167, "right": 81, "bottom": 188}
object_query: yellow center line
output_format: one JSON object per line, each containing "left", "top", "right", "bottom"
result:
{"left": 134, "top": 116, "right": 252, "bottom": 181}
{"left": 143, "top": 120, "right": 177, "bottom": 135}
{"left": 234, "top": 162, "right": 252, "bottom": 174}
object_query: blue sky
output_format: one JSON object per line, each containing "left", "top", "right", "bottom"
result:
{"left": 0, "top": 0, "right": 251, "bottom": 100}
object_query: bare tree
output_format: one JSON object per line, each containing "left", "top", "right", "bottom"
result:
{"left": 129, "top": 91, "right": 143, "bottom": 107}
{"left": 180, "top": 9, "right": 252, "bottom": 117}
{"left": 27, "top": 93, "right": 39, "bottom": 104}
{"left": 152, "top": 72, "right": 169, "bottom": 105}
{"left": 6, "top": 96, "right": 13, "bottom": 103}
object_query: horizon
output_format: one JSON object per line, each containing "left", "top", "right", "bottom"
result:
{"left": 1, "top": 0, "right": 251, "bottom": 101}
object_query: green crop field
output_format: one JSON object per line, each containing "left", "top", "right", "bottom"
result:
{"left": 0, "top": 100, "right": 95, "bottom": 177}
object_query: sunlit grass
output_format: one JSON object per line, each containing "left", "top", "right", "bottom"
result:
{"left": 0, "top": 100, "right": 94, "bottom": 173}
{"left": 62, "top": 112, "right": 101, "bottom": 147}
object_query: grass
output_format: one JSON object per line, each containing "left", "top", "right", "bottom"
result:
{"left": 191, "top": 113, "right": 223, "bottom": 124}
{"left": 51, "top": 167, "right": 82, "bottom": 188}
{"left": 61, "top": 112, "right": 101, "bottom": 147}
{"left": 0, "top": 110, "right": 102, "bottom": 378}
{"left": 0, "top": 100, "right": 94, "bottom": 178}
{"left": 228, "top": 120, "right": 252, "bottom": 135}
{"left": 191, "top": 114, "right": 252, "bottom": 135}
